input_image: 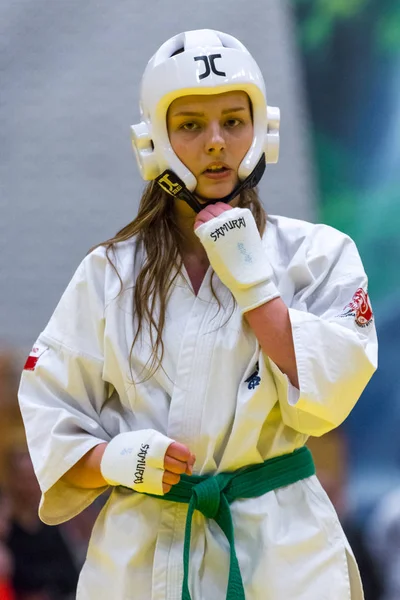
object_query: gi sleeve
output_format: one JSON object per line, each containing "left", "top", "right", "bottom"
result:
{"left": 268, "top": 224, "right": 378, "bottom": 437}
{"left": 18, "top": 248, "right": 112, "bottom": 525}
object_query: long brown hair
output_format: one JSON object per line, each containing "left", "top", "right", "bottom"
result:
{"left": 95, "top": 182, "right": 266, "bottom": 381}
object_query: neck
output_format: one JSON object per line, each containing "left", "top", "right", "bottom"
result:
{"left": 173, "top": 200, "right": 207, "bottom": 259}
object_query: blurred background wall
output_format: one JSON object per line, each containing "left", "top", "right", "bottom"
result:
{"left": 0, "top": 0, "right": 316, "bottom": 350}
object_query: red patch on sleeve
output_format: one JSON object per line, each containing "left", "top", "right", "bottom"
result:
{"left": 341, "top": 288, "right": 373, "bottom": 327}
{"left": 23, "top": 355, "right": 39, "bottom": 371}
{"left": 23, "top": 343, "right": 49, "bottom": 371}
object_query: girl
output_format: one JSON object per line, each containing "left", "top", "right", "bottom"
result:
{"left": 18, "top": 29, "right": 377, "bottom": 599}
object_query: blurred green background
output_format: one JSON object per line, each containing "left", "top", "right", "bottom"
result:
{"left": 294, "top": 0, "right": 400, "bottom": 511}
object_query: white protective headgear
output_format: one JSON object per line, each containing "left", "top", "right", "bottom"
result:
{"left": 131, "top": 29, "right": 280, "bottom": 198}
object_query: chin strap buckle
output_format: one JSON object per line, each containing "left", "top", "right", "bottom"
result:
{"left": 155, "top": 154, "right": 266, "bottom": 214}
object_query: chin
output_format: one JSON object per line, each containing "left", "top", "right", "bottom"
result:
{"left": 196, "top": 183, "right": 236, "bottom": 201}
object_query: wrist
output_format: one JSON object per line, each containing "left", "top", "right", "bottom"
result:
{"left": 235, "top": 279, "right": 281, "bottom": 314}
{"left": 195, "top": 207, "right": 280, "bottom": 313}
{"left": 100, "top": 429, "right": 175, "bottom": 495}
{"left": 62, "top": 442, "right": 108, "bottom": 489}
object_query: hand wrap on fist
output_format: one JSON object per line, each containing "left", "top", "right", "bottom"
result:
{"left": 195, "top": 207, "right": 280, "bottom": 313}
{"left": 100, "top": 429, "right": 175, "bottom": 496}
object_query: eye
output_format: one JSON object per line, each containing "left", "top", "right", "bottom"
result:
{"left": 224, "top": 118, "right": 242, "bottom": 128}
{"left": 180, "top": 121, "right": 201, "bottom": 131}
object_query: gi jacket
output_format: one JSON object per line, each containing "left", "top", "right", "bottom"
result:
{"left": 18, "top": 214, "right": 377, "bottom": 600}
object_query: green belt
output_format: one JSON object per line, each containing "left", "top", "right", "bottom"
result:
{"left": 146, "top": 446, "right": 315, "bottom": 600}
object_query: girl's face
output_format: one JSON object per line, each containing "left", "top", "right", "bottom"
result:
{"left": 167, "top": 91, "right": 253, "bottom": 201}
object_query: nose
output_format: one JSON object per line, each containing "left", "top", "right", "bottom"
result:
{"left": 205, "top": 121, "right": 225, "bottom": 154}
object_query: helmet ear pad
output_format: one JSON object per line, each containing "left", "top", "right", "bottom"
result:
{"left": 236, "top": 90, "right": 280, "bottom": 182}
{"left": 131, "top": 121, "right": 159, "bottom": 181}
{"left": 265, "top": 106, "right": 280, "bottom": 165}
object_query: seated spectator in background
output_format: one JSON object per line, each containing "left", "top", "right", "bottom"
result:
{"left": 4, "top": 441, "right": 79, "bottom": 600}
{"left": 365, "top": 485, "right": 400, "bottom": 600}
{"left": 0, "top": 487, "right": 14, "bottom": 600}
{"left": 0, "top": 348, "right": 102, "bottom": 599}
{"left": 307, "top": 429, "right": 383, "bottom": 600}
{"left": 0, "top": 350, "right": 22, "bottom": 484}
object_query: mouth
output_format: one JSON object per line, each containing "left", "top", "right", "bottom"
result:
{"left": 202, "top": 163, "right": 232, "bottom": 180}
{"left": 202, "top": 163, "right": 231, "bottom": 174}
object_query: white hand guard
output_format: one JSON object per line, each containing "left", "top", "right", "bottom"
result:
{"left": 100, "top": 429, "right": 175, "bottom": 495}
{"left": 195, "top": 207, "right": 280, "bottom": 313}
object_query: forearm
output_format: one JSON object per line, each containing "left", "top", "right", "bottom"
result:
{"left": 193, "top": 204, "right": 299, "bottom": 387}
{"left": 62, "top": 442, "right": 108, "bottom": 489}
{"left": 245, "top": 297, "right": 299, "bottom": 389}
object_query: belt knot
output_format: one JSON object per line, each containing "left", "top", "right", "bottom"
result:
{"left": 193, "top": 476, "right": 224, "bottom": 519}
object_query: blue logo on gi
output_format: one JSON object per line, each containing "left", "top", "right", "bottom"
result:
{"left": 245, "top": 362, "right": 261, "bottom": 390}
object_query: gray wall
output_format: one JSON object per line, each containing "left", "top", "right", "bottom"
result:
{"left": 0, "top": 0, "right": 317, "bottom": 350}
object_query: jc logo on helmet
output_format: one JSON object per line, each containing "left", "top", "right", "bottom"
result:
{"left": 194, "top": 54, "right": 226, "bottom": 80}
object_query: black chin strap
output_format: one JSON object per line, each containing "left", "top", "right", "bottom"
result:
{"left": 155, "top": 154, "right": 266, "bottom": 214}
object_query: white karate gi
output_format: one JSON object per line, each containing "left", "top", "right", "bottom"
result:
{"left": 18, "top": 214, "right": 377, "bottom": 600}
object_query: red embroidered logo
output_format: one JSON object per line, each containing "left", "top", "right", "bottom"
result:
{"left": 23, "top": 343, "right": 49, "bottom": 371}
{"left": 341, "top": 288, "right": 373, "bottom": 327}
{"left": 23, "top": 356, "right": 39, "bottom": 371}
